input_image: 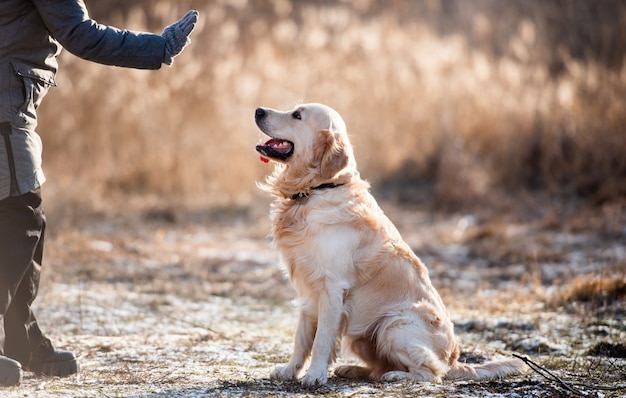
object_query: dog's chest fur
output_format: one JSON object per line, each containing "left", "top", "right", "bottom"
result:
{"left": 269, "top": 192, "right": 366, "bottom": 293}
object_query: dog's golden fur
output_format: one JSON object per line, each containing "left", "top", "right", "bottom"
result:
{"left": 255, "top": 103, "right": 526, "bottom": 386}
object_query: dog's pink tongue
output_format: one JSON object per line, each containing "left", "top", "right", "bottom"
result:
{"left": 260, "top": 156, "right": 269, "bottom": 163}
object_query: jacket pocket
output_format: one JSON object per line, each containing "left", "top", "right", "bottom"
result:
{"left": 10, "top": 60, "right": 56, "bottom": 124}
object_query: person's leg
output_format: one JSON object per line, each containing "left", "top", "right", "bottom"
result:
{"left": 0, "top": 189, "right": 47, "bottom": 366}
{"left": 0, "top": 191, "right": 41, "bottom": 386}
{"left": 4, "top": 239, "right": 48, "bottom": 367}
{"left": 0, "top": 189, "right": 77, "bottom": 377}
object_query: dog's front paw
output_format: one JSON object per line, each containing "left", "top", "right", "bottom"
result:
{"left": 300, "top": 369, "right": 328, "bottom": 386}
{"left": 270, "top": 364, "right": 299, "bottom": 381}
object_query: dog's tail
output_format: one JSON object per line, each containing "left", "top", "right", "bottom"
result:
{"left": 445, "top": 357, "right": 527, "bottom": 380}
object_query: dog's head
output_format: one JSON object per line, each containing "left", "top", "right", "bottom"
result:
{"left": 255, "top": 103, "right": 357, "bottom": 197}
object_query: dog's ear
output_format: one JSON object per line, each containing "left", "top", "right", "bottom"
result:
{"left": 314, "top": 129, "right": 349, "bottom": 179}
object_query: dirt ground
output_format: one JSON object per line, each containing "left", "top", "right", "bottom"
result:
{"left": 2, "top": 198, "right": 625, "bottom": 397}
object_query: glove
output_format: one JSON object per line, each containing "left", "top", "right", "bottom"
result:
{"left": 162, "top": 10, "right": 199, "bottom": 66}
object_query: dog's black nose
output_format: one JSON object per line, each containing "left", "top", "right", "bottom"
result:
{"left": 255, "top": 107, "right": 266, "bottom": 120}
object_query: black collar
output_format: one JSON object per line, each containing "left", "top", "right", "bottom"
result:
{"left": 291, "top": 183, "right": 345, "bottom": 200}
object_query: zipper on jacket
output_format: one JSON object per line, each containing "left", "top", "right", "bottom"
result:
{"left": 1, "top": 122, "right": 21, "bottom": 196}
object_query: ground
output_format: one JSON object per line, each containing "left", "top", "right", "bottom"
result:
{"left": 2, "top": 199, "right": 625, "bottom": 397}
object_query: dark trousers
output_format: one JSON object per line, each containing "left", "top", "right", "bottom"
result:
{"left": 0, "top": 189, "right": 50, "bottom": 367}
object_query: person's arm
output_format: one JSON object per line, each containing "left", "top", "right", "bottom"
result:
{"left": 32, "top": 0, "right": 195, "bottom": 69}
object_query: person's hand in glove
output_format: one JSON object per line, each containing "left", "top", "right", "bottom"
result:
{"left": 162, "top": 10, "right": 199, "bottom": 66}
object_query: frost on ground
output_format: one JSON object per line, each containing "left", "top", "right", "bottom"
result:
{"left": 2, "top": 202, "right": 625, "bottom": 397}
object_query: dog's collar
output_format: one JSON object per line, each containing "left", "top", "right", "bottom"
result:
{"left": 291, "top": 183, "right": 345, "bottom": 200}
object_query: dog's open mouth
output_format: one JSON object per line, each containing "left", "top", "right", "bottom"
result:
{"left": 256, "top": 138, "right": 294, "bottom": 161}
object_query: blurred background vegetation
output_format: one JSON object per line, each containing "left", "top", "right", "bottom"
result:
{"left": 38, "top": 0, "right": 626, "bottom": 219}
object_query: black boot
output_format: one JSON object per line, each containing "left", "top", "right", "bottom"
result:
{"left": 28, "top": 340, "right": 78, "bottom": 377}
{"left": 0, "top": 356, "right": 22, "bottom": 386}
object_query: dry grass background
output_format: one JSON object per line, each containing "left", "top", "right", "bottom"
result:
{"left": 37, "top": 0, "right": 626, "bottom": 217}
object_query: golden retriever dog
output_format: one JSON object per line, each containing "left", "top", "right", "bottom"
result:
{"left": 254, "top": 103, "right": 526, "bottom": 386}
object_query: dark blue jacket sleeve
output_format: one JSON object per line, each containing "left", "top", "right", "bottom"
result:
{"left": 32, "top": 0, "right": 166, "bottom": 69}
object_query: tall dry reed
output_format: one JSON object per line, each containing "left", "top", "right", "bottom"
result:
{"left": 38, "top": 0, "right": 626, "bottom": 214}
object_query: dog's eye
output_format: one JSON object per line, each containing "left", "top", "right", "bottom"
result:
{"left": 292, "top": 110, "right": 302, "bottom": 120}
